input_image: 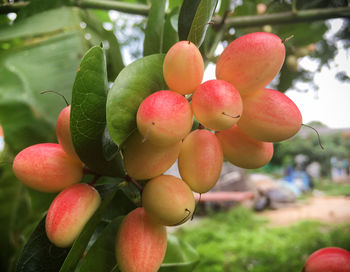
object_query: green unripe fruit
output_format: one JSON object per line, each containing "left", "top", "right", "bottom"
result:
{"left": 142, "top": 175, "right": 195, "bottom": 226}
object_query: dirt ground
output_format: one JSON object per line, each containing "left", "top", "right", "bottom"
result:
{"left": 261, "top": 195, "right": 350, "bottom": 226}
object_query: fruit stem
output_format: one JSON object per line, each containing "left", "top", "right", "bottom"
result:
{"left": 88, "top": 174, "right": 101, "bottom": 186}
{"left": 302, "top": 123, "right": 324, "bottom": 149}
{"left": 125, "top": 175, "right": 143, "bottom": 193}
{"left": 283, "top": 35, "right": 294, "bottom": 43}
{"left": 83, "top": 167, "right": 97, "bottom": 175}
{"left": 191, "top": 193, "right": 201, "bottom": 220}
{"left": 40, "top": 90, "right": 69, "bottom": 106}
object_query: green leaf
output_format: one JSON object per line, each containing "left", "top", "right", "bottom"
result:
{"left": 106, "top": 54, "right": 167, "bottom": 147}
{"left": 159, "top": 234, "right": 200, "bottom": 272}
{"left": 187, "top": 0, "right": 218, "bottom": 47}
{"left": 59, "top": 182, "right": 127, "bottom": 272}
{"left": 77, "top": 217, "right": 124, "bottom": 272}
{"left": 0, "top": 102, "right": 55, "bottom": 154}
{"left": 143, "top": 0, "right": 167, "bottom": 56}
{"left": 0, "top": 7, "right": 82, "bottom": 42}
{"left": 178, "top": 0, "right": 201, "bottom": 41}
{"left": 0, "top": 8, "right": 89, "bottom": 154}
{"left": 0, "top": 164, "right": 55, "bottom": 271}
{"left": 16, "top": 217, "right": 70, "bottom": 272}
{"left": 80, "top": 10, "right": 125, "bottom": 81}
{"left": 162, "top": 7, "right": 180, "bottom": 53}
{"left": 70, "top": 46, "right": 125, "bottom": 177}
{"left": 16, "top": 0, "right": 70, "bottom": 21}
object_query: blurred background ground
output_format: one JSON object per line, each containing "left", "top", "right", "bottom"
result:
{"left": 170, "top": 169, "right": 350, "bottom": 272}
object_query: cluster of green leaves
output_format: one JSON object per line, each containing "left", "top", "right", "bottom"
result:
{"left": 0, "top": 0, "right": 219, "bottom": 271}
{"left": 176, "top": 206, "right": 350, "bottom": 272}
{"left": 0, "top": 5, "right": 125, "bottom": 271}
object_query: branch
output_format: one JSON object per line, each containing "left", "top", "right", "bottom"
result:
{"left": 74, "top": 0, "right": 149, "bottom": 16}
{"left": 0, "top": 0, "right": 149, "bottom": 15}
{"left": 213, "top": 6, "right": 350, "bottom": 28}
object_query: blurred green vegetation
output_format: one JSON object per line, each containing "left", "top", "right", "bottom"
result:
{"left": 176, "top": 207, "right": 350, "bottom": 272}
{"left": 313, "top": 178, "right": 350, "bottom": 196}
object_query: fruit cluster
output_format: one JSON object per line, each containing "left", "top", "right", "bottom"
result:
{"left": 12, "top": 105, "right": 101, "bottom": 248}
{"left": 11, "top": 32, "right": 304, "bottom": 271}
{"left": 116, "top": 32, "right": 303, "bottom": 271}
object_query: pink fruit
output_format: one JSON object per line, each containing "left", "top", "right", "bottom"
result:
{"left": 192, "top": 79, "right": 243, "bottom": 131}
{"left": 304, "top": 247, "right": 350, "bottom": 272}
{"left": 123, "top": 131, "right": 181, "bottom": 180}
{"left": 163, "top": 41, "right": 204, "bottom": 95}
{"left": 237, "top": 88, "right": 302, "bottom": 142}
{"left": 116, "top": 207, "right": 167, "bottom": 272}
{"left": 137, "top": 90, "right": 193, "bottom": 146}
{"left": 45, "top": 183, "right": 101, "bottom": 247}
{"left": 216, "top": 32, "right": 285, "bottom": 96}
{"left": 178, "top": 129, "right": 223, "bottom": 193}
{"left": 12, "top": 143, "right": 83, "bottom": 192}
{"left": 216, "top": 125, "right": 273, "bottom": 169}
{"left": 56, "top": 105, "right": 81, "bottom": 162}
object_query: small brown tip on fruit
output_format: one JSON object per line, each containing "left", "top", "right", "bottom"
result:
{"left": 302, "top": 124, "right": 324, "bottom": 149}
{"left": 222, "top": 112, "right": 241, "bottom": 119}
{"left": 283, "top": 35, "right": 294, "bottom": 43}
{"left": 170, "top": 208, "right": 192, "bottom": 226}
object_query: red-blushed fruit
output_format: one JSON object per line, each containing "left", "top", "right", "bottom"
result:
{"left": 303, "top": 247, "right": 350, "bottom": 272}
{"left": 163, "top": 41, "right": 204, "bottom": 95}
{"left": 238, "top": 88, "right": 302, "bottom": 142}
{"left": 178, "top": 130, "right": 223, "bottom": 193}
{"left": 142, "top": 175, "right": 195, "bottom": 226}
{"left": 56, "top": 105, "right": 81, "bottom": 162}
{"left": 12, "top": 143, "right": 83, "bottom": 192}
{"left": 123, "top": 131, "right": 181, "bottom": 180}
{"left": 45, "top": 183, "right": 101, "bottom": 248}
{"left": 192, "top": 79, "right": 243, "bottom": 131}
{"left": 137, "top": 90, "right": 193, "bottom": 146}
{"left": 216, "top": 125, "right": 273, "bottom": 169}
{"left": 216, "top": 32, "right": 285, "bottom": 96}
{"left": 116, "top": 207, "right": 167, "bottom": 272}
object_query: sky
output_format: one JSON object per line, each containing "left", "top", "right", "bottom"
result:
{"left": 204, "top": 19, "right": 350, "bottom": 129}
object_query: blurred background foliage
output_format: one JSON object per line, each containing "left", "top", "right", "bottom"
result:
{"left": 0, "top": 0, "right": 350, "bottom": 271}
